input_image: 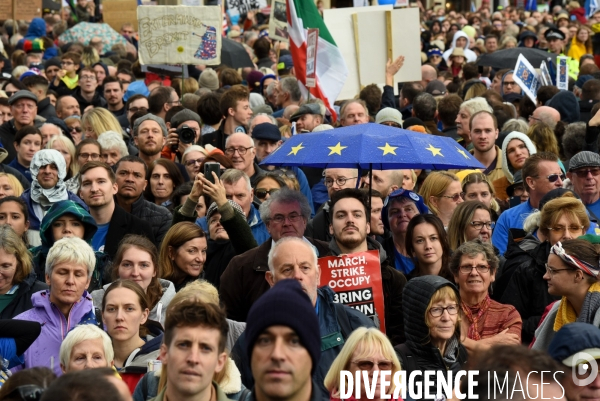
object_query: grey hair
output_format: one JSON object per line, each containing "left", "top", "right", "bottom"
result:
{"left": 182, "top": 145, "right": 207, "bottom": 164}
{"left": 267, "top": 236, "right": 318, "bottom": 275}
{"left": 225, "top": 132, "right": 254, "bottom": 149}
{"left": 46, "top": 237, "right": 96, "bottom": 278}
{"left": 449, "top": 238, "right": 499, "bottom": 277}
{"left": 562, "top": 122, "right": 587, "bottom": 160}
{"left": 59, "top": 325, "right": 114, "bottom": 370}
{"left": 250, "top": 113, "right": 277, "bottom": 128}
{"left": 266, "top": 81, "right": 278, "bottom": 97}
{"left": 40, "top": 123, "right": 62, "bottom": 135}
{"left": 220, "top": 168, "right": 251, "bottom": 192}
{"left": 279, "top": 77, "right": 302, "bottom": 102}
{"left": 460, "top": 97, "right": 492, "bottom": 117}
{"left": 501, "top": 118, "right": 528, "bottom": 134}
{"left": 97, "top": 131, "right": 129, "bottom": 158}
{"left": 259, "top": 187, "right": 311, "bottom": 223}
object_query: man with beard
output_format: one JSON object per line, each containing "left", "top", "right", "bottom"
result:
{"left": 103, "top": 76, "right": 125, "bottom": 117}
{"left": 132, "top": 113, "right": 188, "bottom": 180}
{"left": 78, "top": 161, "right": 153, "bottom": 259}
{"left": 327, "top": 188, "right": 406, "bottom": 345}
{"left": 114, "top": 155, "right": 172, "bottom": 245}
{"left": 230, "top": 239, "right": 374, "bottom": 398}
{"left": 469, "top": 111, "right": 504, "bottom": 182}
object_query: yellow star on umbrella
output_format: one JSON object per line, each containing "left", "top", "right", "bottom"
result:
{"left": 328, "top": 142, "right": 347, "bottom": 156}
{"left": 288, "top": 143, "right": 305, "bottom": 156}
{"left": 455, "top": 146, "right": 469, "bottom": 159}
{"left": 426, "top": 144, "right": 443, "bottom": 157}
{"left": 378, "top": 142, "right": 397, "bottom": 156}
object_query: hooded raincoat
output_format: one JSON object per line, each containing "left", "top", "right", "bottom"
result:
{"left": 442, "top": 31, "right": 478, "bottom": 63}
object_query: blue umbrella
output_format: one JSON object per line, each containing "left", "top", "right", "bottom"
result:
{"left": 260, "top": 123, "right": 485, "bottom": 170}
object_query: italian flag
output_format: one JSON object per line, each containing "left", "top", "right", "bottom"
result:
{"left": 286, "top": 0, "right": 348, "bottom": 121}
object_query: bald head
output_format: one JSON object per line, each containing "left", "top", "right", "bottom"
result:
{"left": 421, "top": 65, "right": 437, "bottom": 87}
{"left": 283, "top": 105, "right": 300, "bottom": 120}
{"left": 531, "top": 106, "right": 560, "bottom": 129}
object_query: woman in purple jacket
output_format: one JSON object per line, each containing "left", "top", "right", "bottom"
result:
{"left": 12, "top": 236, "right": 98, "bottom": 376}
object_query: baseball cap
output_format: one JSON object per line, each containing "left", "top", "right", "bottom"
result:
{"left": 548, "top": 322, "right": 600, "bottom": 367}
{"left": 382, "top": 188, "right": 429, "bottom": 230}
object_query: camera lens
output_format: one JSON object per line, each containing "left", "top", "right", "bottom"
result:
{"left": 177, "top": 125, "right": 196, "bottom": 144}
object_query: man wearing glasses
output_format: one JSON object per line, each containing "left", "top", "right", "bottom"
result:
{"left": 224, "top": 132, "right": 263, "bottom": 187}
{"left": 492, "top": 152, "right": 565, "bottom": 255}
{"left": 567, "top": 152, "right": 600, "bottom": 232}
{"left": 72, "top": 67, "right": 107, "bottom": 111}
{"left": 0, "top": 90, "right": 38, "bottom": 163}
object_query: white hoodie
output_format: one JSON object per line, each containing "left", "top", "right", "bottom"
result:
{"left": 442, "top": 31, "right": 478, "bottom": 63}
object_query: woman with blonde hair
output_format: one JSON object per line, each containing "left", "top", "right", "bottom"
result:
{"left": 419, "top": 171, "right": 463, "bottom": 227}
{"left": 324, "top": 327, "right": 402, "bottom": 401}
{"left": 0, "top": 172, "right": 24, "bottom": 198}
{"left": 527, "top": 122, "right": 560, "bottom": 155}
{"left": 132, "top": 280, "right": 248, "bottom": 401}
{"left": 47, "top": 135, "right": 77, "bottom": 186}
{"left": 81, "top": 46, "right": 100, "bottom": 67}
{"left": 81, "top": 108, "right": 123, "bottom": 140}
{"left": 159, "top": 222, "right": 207, "bottom": 292}
{"left": 461, "top": 172, "right": 501, "bottom": 213}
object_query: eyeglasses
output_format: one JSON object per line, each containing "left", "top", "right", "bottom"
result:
{"left": 538, "top": 173, "right": 566, "bottom": 182}
{"left": 545, "top": 263, "right": 575, "bottom": 276}
{"left": 185, "top": 157, "right": 205, "bottom": 167}
{"left": 528, "top": 115, "right": 542, "bottom": 122}
{"left": 547, "top": 225, "right": 584, "bottom": 234}
{"left": 459, "top": 264, "right": 491, "bottom": 274}
{"left": 80, "top": 75, "right": 96, "bottom": 81}
{"left": 470, "top": 221, "right": 495, "bottom": 230}
{"left": 440, "top": 193, "right": 462, "bottom": 202}
{"left": 573, "top": 168, "right": 600, "bottom": 177}
{"left": 7, "top": 385, "right": 45, "bottom": 401}
{"left": 128, "top": 106, "right": 148, "bottom": 113}
{"left": 270, "top": 212, "right": 303, "bottom": 224}
{"left": 503, "top": 81, "right": 517, "bottom": 87}
{"left": 256, "top": 188, "right": 279, "bottom": 199}
{"left": 167, "top": 99, "right": 181, "bottom": 105}
{"left": 224, "top": 146, "right": 254, "bottom": 156}
{"left": 70, "top": 126, "right": 82, "bottom": 133}
{"left": 324, "top": 177, "right": 357, "bottom": 188}
{"left": 61, "top": 61, "right": 74, "bottom": 65}
{"left": 351, "top": 359, "right": 394, "bottom": 371}
{"left": 429, "top": 304, "right": 459, "bottom": 317}
{"left": 78, "top": 153, "right": 101, "bottom": 160}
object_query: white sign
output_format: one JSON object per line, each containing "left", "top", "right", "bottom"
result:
{"left": 226, "top": 0, "right": 267, "bottom": 17}
{"left": 513, "top": 54, "right": 541, "bottom": 103}
{"left": 306, "top": 28, "right": 319, "bottom": 88}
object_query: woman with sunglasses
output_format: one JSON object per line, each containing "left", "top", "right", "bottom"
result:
{"left": 447, "top": 201, "right": 495, "bottom": 250}
{"left": 324, "top": 327, "right": 403, "bottom": 401}
{"left": 254, "top": 173, "right": 288, "bottom": 201}
{"left": 532, "top": 238, "right": 600, "bottom": 350}
{"left": 450, "top": 240, "right": 521, "bottom": 355}
{"left": 501, "top": 194, "right": 589, "bottom": 344}
{"left": 1, "top": 77, "right": 25, "bottom": 98}
{"left": 419, "top": 171, "right": 463, "bottom": 228}
{"left": 64, "top": 116, "right": 83, "bottom": 145}
{"left": 181, "top": 145, "right": 209, "bottom": 179}
{"left": 396, "top": 276, "right": 467, "bottom": 394}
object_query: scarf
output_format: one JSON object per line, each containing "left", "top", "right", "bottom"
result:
{"left": 554, "top": 282, "right": 600, "bottom": 332}
{"left": 461, "top": 294, "right": 491, "bottom": 341}
{"left": 30, "top": 149, "right": 68, "bottom": 209}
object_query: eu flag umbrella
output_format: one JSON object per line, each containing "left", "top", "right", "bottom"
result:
{"left": 260, "top": 123, "right": 485, "bottom": 171}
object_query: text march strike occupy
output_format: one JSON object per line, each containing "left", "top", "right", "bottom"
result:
{"left": 319, "top": 250, "right": 386, "bottom": 332}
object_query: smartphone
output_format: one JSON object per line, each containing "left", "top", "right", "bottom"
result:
{"left": 204, "top": 162, "right": 220, "bottom": 185}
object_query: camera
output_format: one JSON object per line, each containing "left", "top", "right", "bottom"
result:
{"left": 177, "top": 125, "right": 196, "bottom": 144}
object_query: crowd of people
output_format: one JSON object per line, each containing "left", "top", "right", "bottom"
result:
{"left": 2, "top": 1, "right": 600, "bottom": 400}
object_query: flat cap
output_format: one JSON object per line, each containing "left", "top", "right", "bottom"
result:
{"left": 8, "top": 90, "right": 38, "bottom": 106}
{"left": 569, "top": 151, "right": 600, "bottom": 171}
{"left": 290, "top": 103, "right": 323, "bottom": 122}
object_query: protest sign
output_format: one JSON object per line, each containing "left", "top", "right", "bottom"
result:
{"left": 557, "top": 56, "right": 569, "bottom": 90}
{"left": 103, "top": 0, "right": 138, "bottom": 33}
{"left": 323, "top": 6, "right": 393, "bottom": 100}
{"left": 513, "top": 53, "right": 541, "bottom": 104}
{"left": 138, "top": 6, "right": 222, "bottom": 66}
{"left": 226, "top": 0, "right": 267, "bottom": 17}
{"left": 269, "top": 0, "right": 288, "bottom": 42}
{"left": 306, "top": 29, "right": 319, "bottom": 88}
{"left": 353, "top": 8, "right": 420, "bottom": 95}
{"left": 540, "top": 61, "right": 552, "bottom": 86}
{"left": 0, "top": 0, "right": 42, "bottom": 20}
{"left": 318, "top": 250, "right": 386, "bottom": 332}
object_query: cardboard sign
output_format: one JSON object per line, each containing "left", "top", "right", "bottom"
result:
{"left": 138, "top": 5, "right": 222, "bottom": 65}
{"left": 268, "top": 0, "right": 288, "bottom": 42}
{"left": 513, "top": 53, "right": 541, "bottom": 104}
{"left": 557, "top": 56, "right": 569, "bottom": 90}
{"left": 0, "top": 0, "right": 42, "bottom": 20}
{"left": 226, "top": 0, "right": 267, "bottom": 17}
{"left": 102, "top": 0, "right": 138, "bottom": 33}
{"left": 306, "top": 28, "right": 319, "bottom": 88}
{"left": 318, "top": 250, "right": 386, "bottom": 332}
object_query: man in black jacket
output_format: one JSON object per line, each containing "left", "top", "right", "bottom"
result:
{"left": 78, "top": 161, "right": 154, "bottom": 260}
{"left": 114, "top": 155, "right": 172, "bottom": 245}
{"left": 327, "top": 188, "right": 406, "bottom": 345}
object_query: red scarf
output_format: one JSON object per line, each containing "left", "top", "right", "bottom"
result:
{"left": 461, "top": 294, "right": 491, "bottom": 341}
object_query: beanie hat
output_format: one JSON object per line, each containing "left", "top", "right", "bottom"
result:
{"left": 546, "top": 91, "right": 580, "bottom": 124}
{"left": 133, "top": 114, "right": 168, "bottom": 137}
{"left": 245, "top": 279, "right": 320, "bottom": 373}
{"left": 44, "top": 57, "right": 61, "bottom": 71}
{"left": 171, "top": 109, "right": 202, "bottom": 128}
{"left": 198, "top": 69, "right": 219, "bottom": 91}
{"left": 247, "top": 70, "right": 264, "bottom": 90}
